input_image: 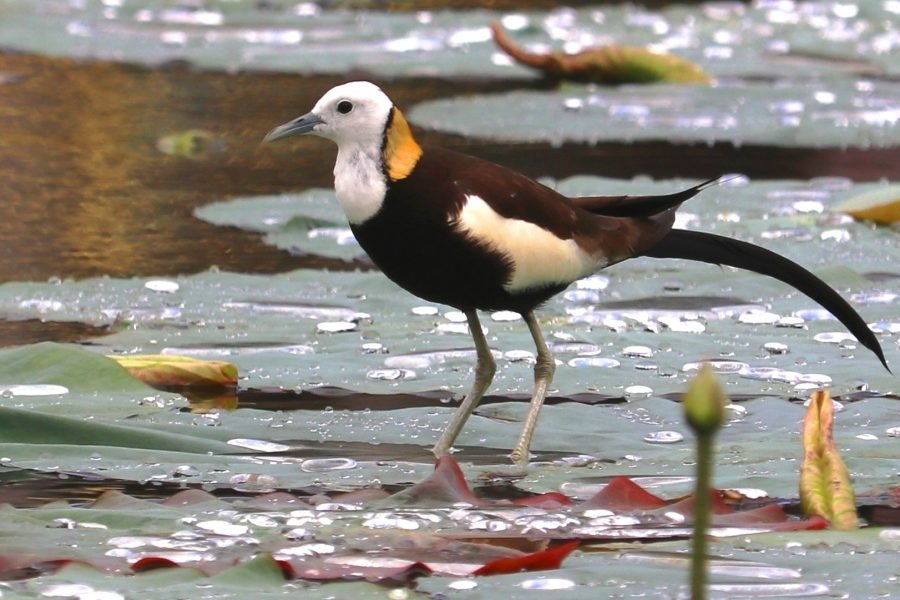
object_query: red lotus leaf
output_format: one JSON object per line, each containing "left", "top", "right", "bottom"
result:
{"left": 766, "top": 514, "right": 830, "bottom": 532}
{"left": 386, "top": 456, "right": 485, "bottom": 507}
{"left": 656, "top": 489, "right": 733, "bottom": 519}
{"left": 473, "top": 540, "right": 580, "bottom": 576}
{"left": 511, "top": 491, "right": 574, "bottom": 509}
{"left": 711, "top": 503, "right": 786, "bottom": 526}
{"left": 581, "top": 476, "right": 668, "bottom": 511}
{"left": 131, "top": 556, "right": 181, "bottom": 572}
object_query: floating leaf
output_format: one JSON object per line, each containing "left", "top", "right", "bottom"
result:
{"left": 156, "top": 129, "right": 223, "bottom": 159}
{"left": 0, "top": 405, "right": 233, "bottom": 454}
{"left": 832, "top": 186, "right": 900, "bottom": 224}
{"left": 661, "top": 489, "right": 733, "bottom": 519}
{"left": 109, "top": 354, "right": 238, "bottom": 389}
{"left": 132, "top": 556, "right": 180, "bottom": 573}
{"left": 712, "top": 505, "right": 828, "bottom": 531}
{"left": 799, "top": 390, "right": 859, "bottom": 529}
{"left": 581, "top": 476, "right": 668, "bottom": 511}
{"left": 284, "top": 557, "right": 433, "bottom": 584}
{"left": 472, "top": 540, "right": 580, "bottom": 576}
{"left": 491, "top": 22, "right": 712, "bottom": 84}
{"left": 381, "top": 455, "right": 486, "bottom": 507}
{"left": 510, "top": 491, "right": 573, "bottom": 509}
{"left": 0, "top": 342, "right": 148, "bottom": 393}
{"left": 209, "top": 553, "right": 288, "bottom": 587}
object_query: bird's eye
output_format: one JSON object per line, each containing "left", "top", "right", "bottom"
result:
{"left": 336, "top": 100, "right": 353, "bottom": 114}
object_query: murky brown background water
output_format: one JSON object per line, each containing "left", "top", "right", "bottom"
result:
{"left": 2, "top": 52, "right": 897, "bottom": 287}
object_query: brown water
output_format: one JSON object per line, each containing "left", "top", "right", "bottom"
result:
{"left": 3, "top": 52, "right": 898, "bottom": 284}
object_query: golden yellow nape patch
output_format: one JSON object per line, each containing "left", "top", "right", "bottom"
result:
{"left": 383, "top": 108, "right": 423, "bottom": 181}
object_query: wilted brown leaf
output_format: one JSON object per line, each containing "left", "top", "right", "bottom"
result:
{"left": 491, "top": 21, "right": 712, "bottom": 85}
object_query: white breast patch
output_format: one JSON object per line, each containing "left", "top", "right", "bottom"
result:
{"left": 333, "top": 143, "right": 387, "bottom": 225}
{"left": 454, "top": 195, "right": 603, "bottom": 292}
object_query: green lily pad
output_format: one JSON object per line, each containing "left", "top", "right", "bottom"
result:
{"left": 409, "top": 80, "right": 900, "bottom": 149}
{"left": 0, "top": 1, "right": 896, "bottom": 81}
{"left": 194, "top": 190, "right": 360, "bottom": 260}
{"left": 0, "top": 406, "right": 233, "bottom": 454}
{"left": 0, "top": 342, "right": 147, "bottom": 393}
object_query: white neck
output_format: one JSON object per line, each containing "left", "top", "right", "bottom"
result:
{"left": 333, "top": 142, "right": 387, "bottom": 225}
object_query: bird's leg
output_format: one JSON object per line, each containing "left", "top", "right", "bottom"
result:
{"left": 431, "top": 309, "right": 496, "bottom": 458}
{"left": 509, "top": 311, "right": 556, "bottom": 466}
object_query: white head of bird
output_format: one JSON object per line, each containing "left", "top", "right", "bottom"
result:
{"left": 264, "top": 81, "right": 421, "bottom": 224}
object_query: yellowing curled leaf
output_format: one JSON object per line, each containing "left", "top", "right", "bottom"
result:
{"left": 109, "top": 354, "right": 238, "bottom": 388}
{"left": 156, "top": 129, "right": 224, "bottom": 159}
{"left": 799, "top": 390, "right": 858, "bottom": 530}
{"left": 832, "top": 186, "right": 900, "bottom": 224}
{"left": 491, "top": 21, "right": 712, "bottom": 85}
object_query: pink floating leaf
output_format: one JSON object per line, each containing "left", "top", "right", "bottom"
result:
{"left": 132, "top": 556, "right": 181, "bottom": 572}
{"left": 768, "top": 515, "right": 829, "bottom": 532}
{"left": 161, "top": 488, "right": 221, "bottom": 507}
{"left": 385, "top": 456, "right": 485, "bottom": 507}
{"left": 658, "top": 490, "right": 733, "bottom": 519}
{"left": 473, "top": 540, "right": 580, "bottom": 576}
{"left": 91, "top": 490, "right": 157, "bottom": 510}
{"left": 581, "top": 476, "right": 668, "bottom": 511}
{"left": 511, "top": 491, "right": 574, "bottom": 509}
{"left": 711, "top": 503, "right": 786, "bottom": 526}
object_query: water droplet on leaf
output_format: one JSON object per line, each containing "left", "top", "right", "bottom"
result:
{"left": 643, "top": 430, "right": 684, "bottom": 444}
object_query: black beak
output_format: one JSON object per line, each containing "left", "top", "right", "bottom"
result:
{"left": 263, "top": 112, "right": 324, "bottom": 143}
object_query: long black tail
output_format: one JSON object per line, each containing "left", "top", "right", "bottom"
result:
{"left": 643, "top": 229, "right": 889, "bottom": 371}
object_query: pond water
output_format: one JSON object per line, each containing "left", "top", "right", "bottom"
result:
{"left": 0, "top": 1, "right": 898, "bottom": 598}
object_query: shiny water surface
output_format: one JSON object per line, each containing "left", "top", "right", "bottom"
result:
{"left": 1, "top": 52, "right": 897, "bottom": 287}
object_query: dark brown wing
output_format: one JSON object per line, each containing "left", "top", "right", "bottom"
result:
{"left": 416, "top": 145, "right": 687, "bottom": 262}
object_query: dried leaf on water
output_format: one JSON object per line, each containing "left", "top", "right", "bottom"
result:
{"left": 799, "top": 390, "right": 859, "bottom": 530}
{"left": 491, "top": 21, "right": 712, "bottom": 85}
{"left": 109, "top": 354, "right": 238, "bottom": 388}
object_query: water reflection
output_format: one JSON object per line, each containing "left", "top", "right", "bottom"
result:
{"left": 0, "top": 53, "right": 548, "bottom": 286}
{"left": 2, "top": 49, "right": 898, "bottom": 292}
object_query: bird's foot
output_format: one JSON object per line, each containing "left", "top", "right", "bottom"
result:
{"left": 508, "top": 446, "right": 533, "bottom": 468}
{"left": 431, "top": 441, "right": 454, "bottom": 460}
